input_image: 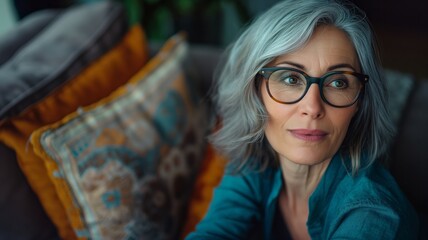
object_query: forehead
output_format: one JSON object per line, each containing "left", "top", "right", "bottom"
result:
{"left": 272, "top": 25, "right": 360, "bottom": 71}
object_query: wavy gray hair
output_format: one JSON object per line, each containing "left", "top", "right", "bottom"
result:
{"left": 210, "top": 0, "right": 394, "bottom": 175}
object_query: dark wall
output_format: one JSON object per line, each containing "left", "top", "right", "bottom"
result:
{"left": 226, "top": 0, "right": 428, "bottom": 79}
{"left": 350, "top": 0, "right": 428, "bottom": 79}
{"left": 12, "top": 0, "right": 428, "bottom": 78}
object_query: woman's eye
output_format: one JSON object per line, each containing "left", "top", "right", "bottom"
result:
{"left": 329, "top": 79, "right": 348, "bottom": 89}
{"left": 282, "top": 76, "right": 301, "bottom": 85}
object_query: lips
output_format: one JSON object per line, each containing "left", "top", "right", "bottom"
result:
{"left": 289, "top": 129, "right": 328, "bottom": 141}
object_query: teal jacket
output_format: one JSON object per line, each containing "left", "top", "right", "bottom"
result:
{"left": 186, "top": 153, "right": 419, "bottom": 239}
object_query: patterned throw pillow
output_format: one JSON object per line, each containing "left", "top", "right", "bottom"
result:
{"left": 0, "top": 24, "right": 148, "bottom": 240}
{"left": 32, "top": 33, "right": 208, "bottom": 240}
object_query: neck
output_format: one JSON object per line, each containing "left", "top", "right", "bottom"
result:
{"left": 277, "top": 156, "right": 331, "bottom": 240}
{"left": 279, "top": 156, "right": 331, "bottom": 204}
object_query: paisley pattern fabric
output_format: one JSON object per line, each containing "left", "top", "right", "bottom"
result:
{"left": 32, "top": 33, "right": 208, "bottom": 239}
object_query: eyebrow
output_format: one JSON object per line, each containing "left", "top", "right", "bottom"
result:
{"left": 327, "top": 63, "right": 357, "bottom": 72}
{"left": 276, "top": 61, "right": 305, "bottom": 70}
{"left": 276, "top": 61, "right": 357, "bottom": 72}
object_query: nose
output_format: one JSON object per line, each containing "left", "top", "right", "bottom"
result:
{"left": 299, "top": 84, "right": 325, "bottom": 119}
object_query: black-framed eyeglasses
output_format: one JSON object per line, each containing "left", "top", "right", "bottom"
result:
{"left": 258, "top": 67, "right": 369, "bottom": 108}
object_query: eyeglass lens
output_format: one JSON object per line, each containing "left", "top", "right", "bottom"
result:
{"left": 267, "top": 69, "right": 363, "bottom": 106}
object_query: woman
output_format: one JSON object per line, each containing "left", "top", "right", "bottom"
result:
{"left": 187, "top": 0, "right": 419, "bottom": 239}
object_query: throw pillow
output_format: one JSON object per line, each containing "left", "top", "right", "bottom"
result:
{"left": 0, "top": 8, "right": 59, "bottom": 66}
{"left": 179, "top": 144, "right": 227, "bottom": 238}
{"left": 0, "top": 1, "right": 129, "bottom": 122}
{"left": 32, "top": 32, "right": 208, "bottom": 240}
{"left": 0, "top": 24, "right": 148, "bottom": 240}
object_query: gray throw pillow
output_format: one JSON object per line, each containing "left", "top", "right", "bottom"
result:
{"left": 0, "top": 9, "right": 60, "bottom": 66}
{"left": 0, "top": 1, "right": 128, "bottom": 122}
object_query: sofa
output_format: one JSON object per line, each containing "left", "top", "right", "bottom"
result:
{"left": 0, "top": 1, "right": 426, "bottom": 240}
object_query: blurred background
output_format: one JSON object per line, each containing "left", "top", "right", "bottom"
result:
{"left": 1, "top": 0, "right": 427, "bottom": 79}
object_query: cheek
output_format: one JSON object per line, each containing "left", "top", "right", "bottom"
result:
{"left": 263, "top": 101, "right": 295, "bottom": 149}
{"left": 261, "top": 84, "right": 289, "bottom": 141}
{"left": 264, "top": 108, "right": 280, "bottom": 141}
{"left": 264, "top": 115, "right": 285, "bottom": 155}
{"left": 261, "top": 81, "right": 294, "bottom": 122}
{"left": 263, "top": 97, "right": 292, "bottom": 131}
{"left": 331, "top": 107, "right": 357, "bottom": 139}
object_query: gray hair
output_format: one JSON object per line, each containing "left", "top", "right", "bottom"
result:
{"left": 210, "top": 0, "right": 395, "bottom": 175}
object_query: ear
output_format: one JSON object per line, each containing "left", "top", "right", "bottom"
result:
{"left": 254, "top": 75, "right": 264, "bottom": 101}
{"left": 254, "top": 74, "right": 263, "bottom": 91}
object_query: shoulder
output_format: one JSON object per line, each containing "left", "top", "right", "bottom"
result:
{"left": 219, "top": 165, "right": 278, "bottom": 200}
{"left": 327, "top": 163, "right": 419, "bottom": 238}
{"left": 334, "top": 163, "right": 410, "bottom": 210}
{"left": 186, "top": 166, "right": 279, "bottom": 239}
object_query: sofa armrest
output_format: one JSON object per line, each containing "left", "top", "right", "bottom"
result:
{"left": 390, "top": 79, "right": 428, "bottom": 216}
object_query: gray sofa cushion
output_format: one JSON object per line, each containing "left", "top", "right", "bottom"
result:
{"left": 384, "top": 69, "right": 415, "bottom": 127}
{"left": 0, "top": 9, "right": 60, "bottom": 66}
{"left": 187, "top": 45, "right": 222, "bottom": 94}
{"left": 0, "top": 143, "right": 58, "bottom": 239}
{"left": 390, "top": 79, "right": 428, "bottom": 216}
{"left": 0, "top": 1, "right": 128, "bottom": 122}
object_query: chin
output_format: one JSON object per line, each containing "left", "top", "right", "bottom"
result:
{"left": 282, "top": 151, "right": 333, "bottom": 166}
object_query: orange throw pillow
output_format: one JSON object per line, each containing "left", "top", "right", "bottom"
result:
{"left": 180, "top": 144, "right": 227, "bottom": 238}
{"left": 0, "top": 25, "right": 148, "bottom": 240}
